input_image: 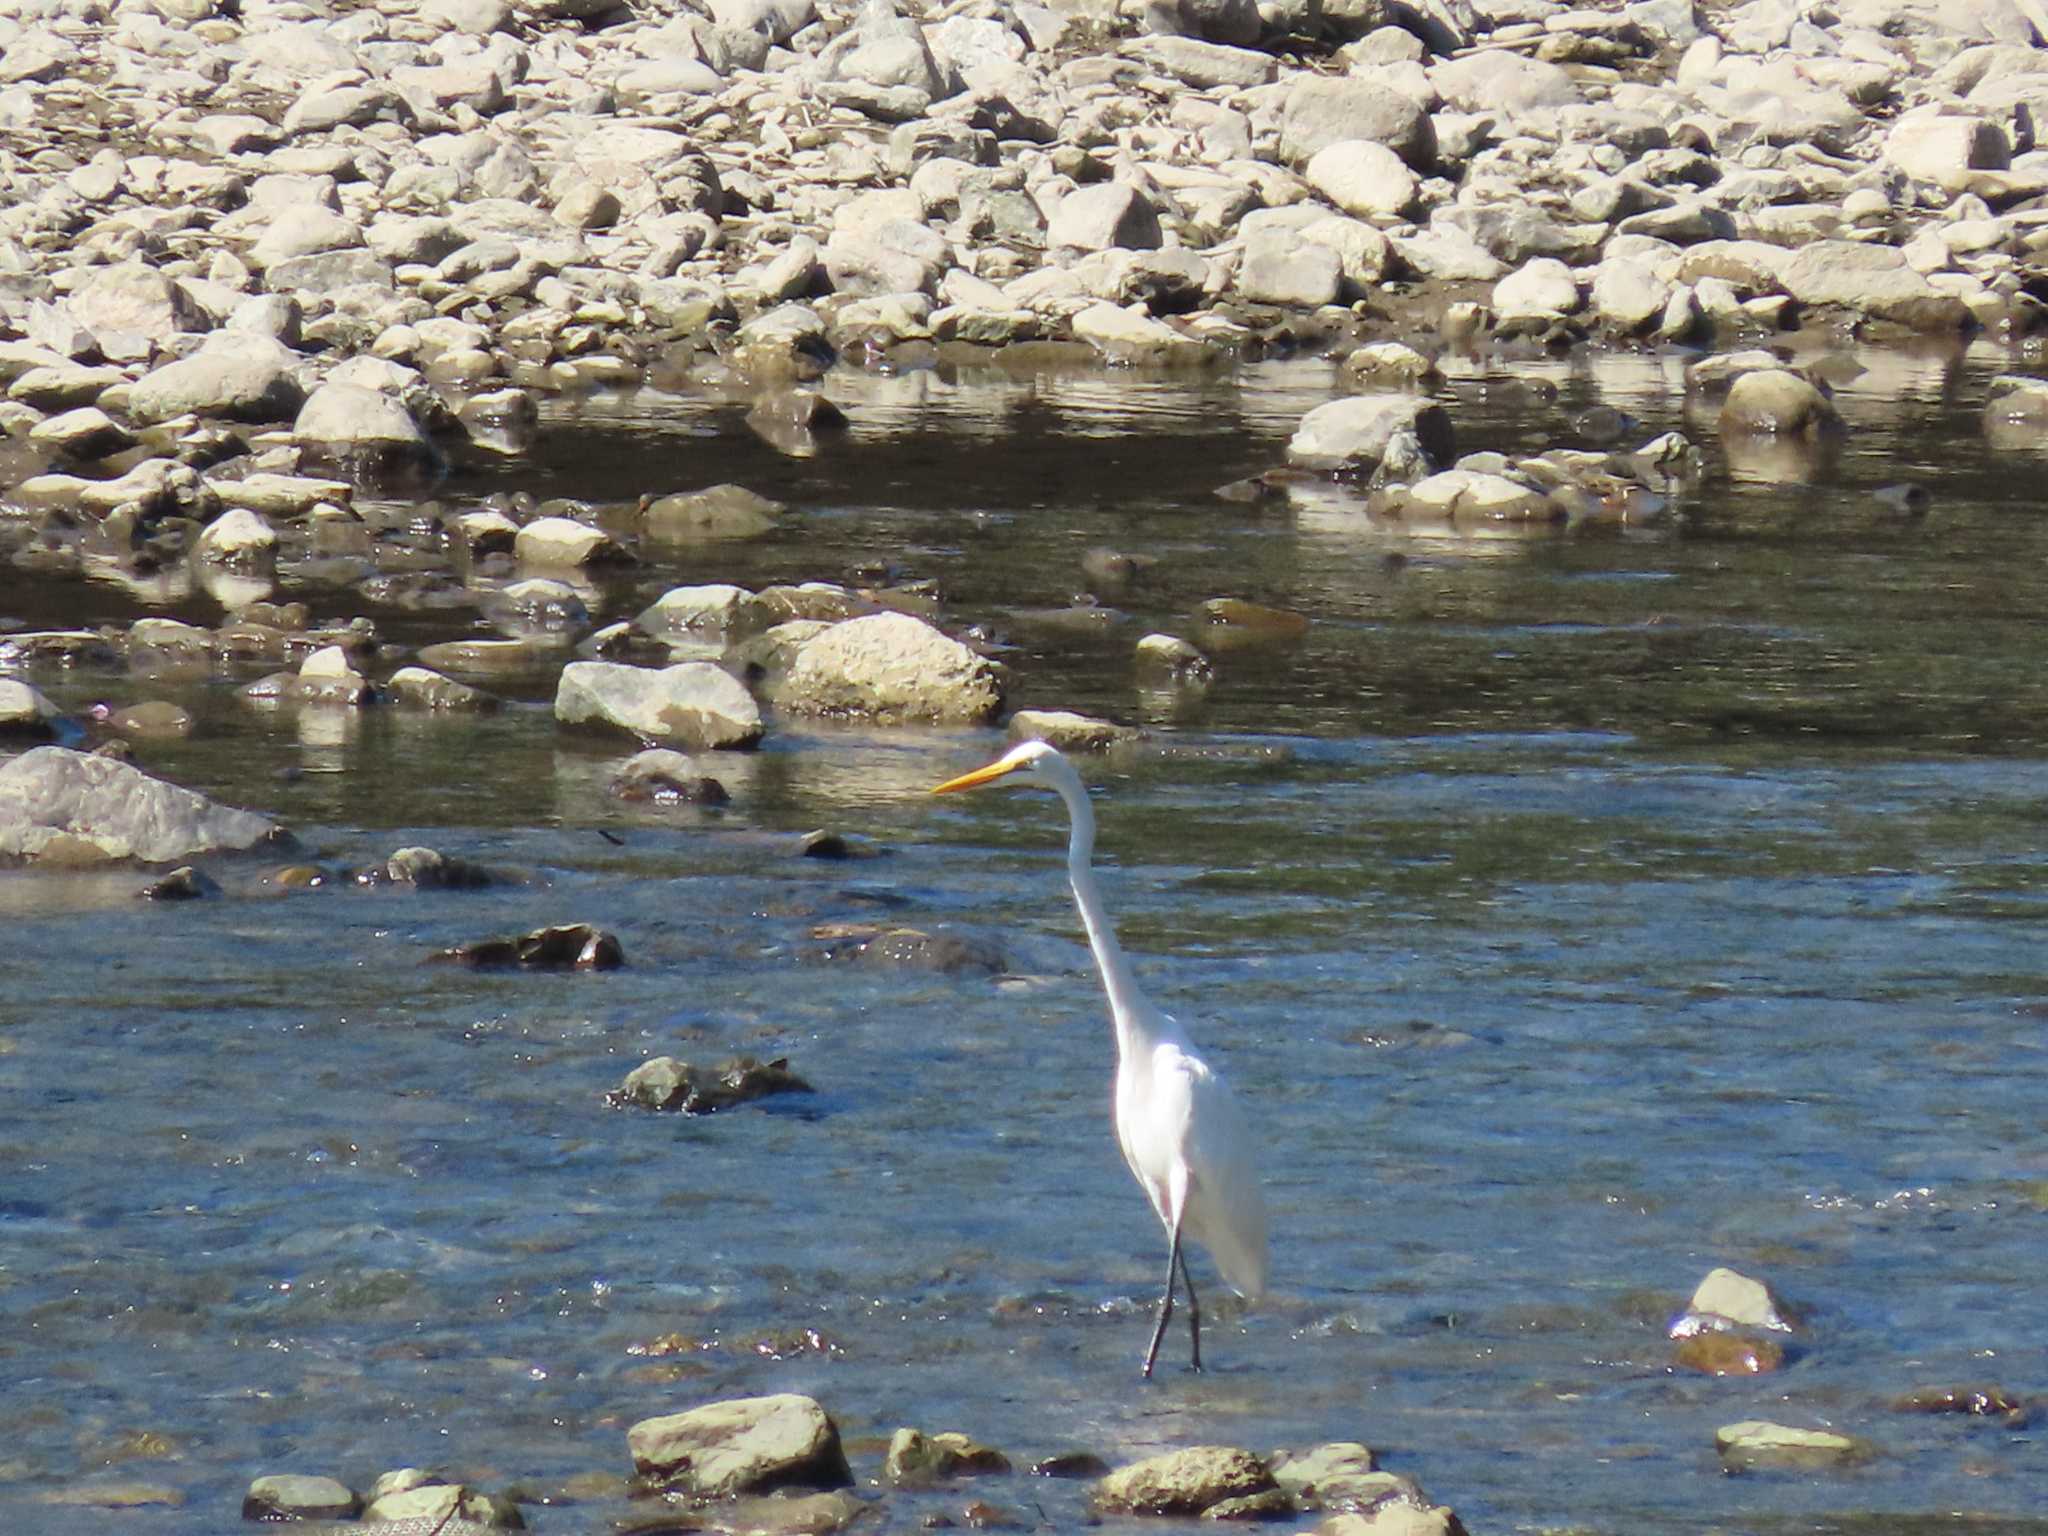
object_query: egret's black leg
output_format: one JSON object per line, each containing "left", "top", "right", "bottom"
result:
{"left": 1178, "top": 1245, "right": 1202, "bottom": 1371}
{"left": 1141, "top": 1219, "right": 1185, "bottom": 1379}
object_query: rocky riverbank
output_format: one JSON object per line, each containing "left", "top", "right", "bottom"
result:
{"left": 0, "top": 0, "right": 2043, "bottom": 773}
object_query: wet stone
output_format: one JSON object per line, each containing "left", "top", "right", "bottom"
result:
{"left": 381, "top": 846, "right": 497, "bottom": 889}
{"left": 1670, "top": 1266, "right": 1794, "bottom": 1337}
{"left": 430, "top": 922, "right": 623, "bottom": 970}
{"left": 1093, "top": 1448, "right": 1279, "bottom": 1517}
{"left": 885, "top": 1428, "right": 1012, "bottom": 1487}
{"left": 1033, "top": 1452, "right": 1112, "bottom": 1479}
{"left": 1714, "top": 1420, "right": 1872, "bottom": 1471}
{"left": 611, "top": 749, "right": 731, "bottom": 805}
{"left": 610, "top": 1054, "right": 813, "bottom": 1114}
{"left": 1007, "top": 709, "right": 1142, "bottom": 753}
{"left": 385, "top": 666, "right": 498, "bottom": 711}
{"left": 627, "top": 1393, "right": 854, "bottom": 1497}
{"left": 1267, "top": 1444, "right": 1381, "bottom": 1510}
{"left": 139, "top": 864, "right": 219, "bottom": 901}
{"left": 242, "top": 1473, "right": 361, "bottom": 1522}
{"left": 805, "top": 924, "right": 1005, "bottom": 974}
{"left": 1892, "top": 1385, "right": 2031, "bottom": 1426}
{"left": 1673, "top": 1332, "right": 1784, "bottom": 1375}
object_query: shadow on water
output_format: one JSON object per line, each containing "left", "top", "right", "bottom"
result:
{"left": 3, "top": 345, "right": 2048, "bottom": 1535}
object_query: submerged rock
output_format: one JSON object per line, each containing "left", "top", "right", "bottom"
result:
{"left": 628, "top": 1394, "right": 853, "bottom": 1496}
{"left": 610, "top": 749, "right": 731, "bottom": 805}
{"left": 0, "top": 747, "right": 284, "bottom": 865}
{"left": 1892, "top": 1385, "right": 2030, "bottom": 1425}
{"left": 611, "top": 1055, "right": 813, "bottom": 1113}
{"left": 1714, "top": 1420, "right": 1872, "bottom": 1470}
{"left": 139, "top": 865, "right": 219, "bottom": 901}
{"left": 806, "top": 924, "right": 1005, "bottom": 974}
{"left": 430, "top": 923, "right": 623, "bottom": 970}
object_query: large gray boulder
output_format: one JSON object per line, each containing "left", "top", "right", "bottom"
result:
{"left": 776, "top": 612, "right": 1004, "bottom": 724}
{"left": 627, "top": 1394, "right": 853, "bottom": 1495}
{"left": 0, "top": 747, "right": 285, "bottom": 863}
{"left": 554, "top": 661, "right": 765, "bottom": 750}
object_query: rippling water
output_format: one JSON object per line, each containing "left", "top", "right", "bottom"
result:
{"left": 5, "top": 340, "right": 2048, "bottom": 1535}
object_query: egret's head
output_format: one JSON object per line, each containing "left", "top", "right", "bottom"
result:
{"left": 932, "top": 739, "right": 1062, "bottom": 795}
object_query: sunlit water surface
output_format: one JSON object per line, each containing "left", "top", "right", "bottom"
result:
{"left": 4, "top": 342, "right": 2048, "bottom": 1535}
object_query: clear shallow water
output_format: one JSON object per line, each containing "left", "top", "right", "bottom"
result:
{"left": 4, "top": 342, "right": 2048, "bottom": 1534}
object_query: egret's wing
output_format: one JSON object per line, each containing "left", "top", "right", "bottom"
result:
{"left": 1179, "top": 1054, "right": 1269, "bottom": 1301}
{"left": 1132, "top": 1038, "right": 1268, "bottom": 1303}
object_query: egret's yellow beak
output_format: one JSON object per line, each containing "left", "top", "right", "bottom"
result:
{"left": 933, "top": 757, "right": 1025, "bottom": 794}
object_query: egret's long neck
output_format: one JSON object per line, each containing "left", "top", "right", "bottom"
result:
{"left": 1050, "top": 770, "right": 1156, "bottom": 1058}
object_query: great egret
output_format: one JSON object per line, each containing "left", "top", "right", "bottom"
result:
{"left": 934, "top": 740, "right": 1268, "bottom": 1377}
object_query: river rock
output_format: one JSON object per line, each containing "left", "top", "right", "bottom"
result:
{"left": 777, "top": 612, "right": 1003, "bottom": 724}
{"left": 28, "top": 405, "right": 134, "bottom": 460}
{"left": 1288, "top": 395, "right": 1454, "bottom": 476}
{"left": 123, "top": 339, "right": 306, "bottom": 425}
{"left": 1072, "top": 305, "right": 1214, "bottom": 368}
{"left": 610, "top": 748, "right": 730, "bottom": 804}
{"left": 1883, "top": 114, "right": 2010, "bottom": 192}
{"left": 1267, "top": 1443, "right": 1384, "bottom": 1509}
{"left": 242, "top": 1475, "right": 361, "bottom": 1521}
{"left": 193, "top": 508, "right": 279, "bottom": 570}
{"left": 1719, "top": 369, "right": 1841, "bottom": 436}
{"left": 386, "top": 667, "right": 498, "bottom": 711}
{"left": 884, "top": 1429, "right": 1011, "bottom": 1487}
{"left": 1376, "top": 469, "right": 1562, "bottom": 525}
{"left": 108, "top": 702, "right": 195, "bottom": 740}
{"left": 643, "top": 484, "right": 784, "bottom": 540}
{"left": 431, "top": 923, "right": 623, "bottom": 969}
{"left": 294, "top": 382, "right": 437, "bottom": 478}
{"left": 0, "top": 679, "right": 66, "bottom": 738}
{"left": 1048, "top": 183, "right": 1163, "bottom": 253}
{"left": 1714, "top": 1421, "right": 1871, "bottom": 1470}
{"left": 628, "top": 1394, "right": 853, "bottom": 1495}
{"left": 556, "top": 661, "right": 764, "bottom": 750}
{"left": 1279, "top": 76, "right": 1435, "bottom": 170}
{"left": 638, "top": 583, "right": 774, "bottom": 643}
{"left": 612, "top": 1054, "right": 813, "bottom": 1113}
{"left": 806, "top": 922, "right": 1004, "bottom": 971}
{"left": 515, "top": 515, "right": 631, "bottom": 567}
{"left": 1670, "top": 1265, "right": 1794, "bottom": 1336}
{"left": 1673, "top": 1333, "right": 1785, "bottom": 1375}
{"left": 1892, "top": 1385, "right": 2030, "bottom": 1424}
{"left": 1007, "top": 709, "right": 1142, "bottom": 752}
{"left": 1304, "top": 139, "right": 1419, "bottom": 221}
{"left": 1093, "top": 1447, "right": 1277, "bottom": 1517}
{"left": 0, "top": 747, "right": 284, "bottom": 863}
{"left": 360, "top": 1482, "right": 522, "bottom": 1528}
{"left": 1777, "top": 241, "right": 1969, "bottom": 332}
{"left": 1316, "top": 1501, "right": 1468, "bottom": 1536}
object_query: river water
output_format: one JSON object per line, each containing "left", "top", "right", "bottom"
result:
{"left": 4, "top": 341, "right": 2048, "bottom": 1536}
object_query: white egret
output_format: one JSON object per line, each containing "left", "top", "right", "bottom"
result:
{"left": 934, "top": 740, "right": 1268, "bottom": 1377}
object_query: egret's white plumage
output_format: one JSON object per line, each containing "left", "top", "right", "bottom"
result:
{"left": 935, "top": 740, "right": 1268, "bottom": 1375}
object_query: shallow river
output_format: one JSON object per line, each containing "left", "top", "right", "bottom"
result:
{"left": 6, "top": 341, "right": 2048, "bottom": 1536}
